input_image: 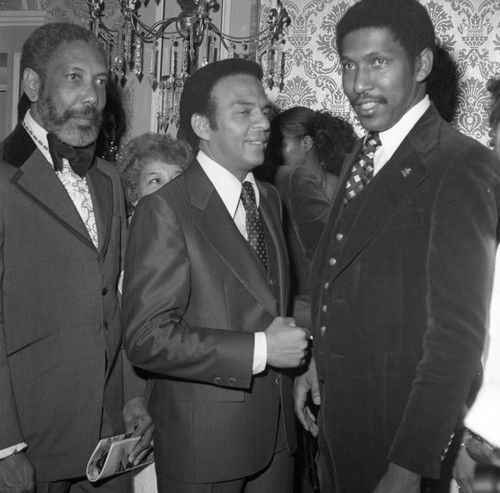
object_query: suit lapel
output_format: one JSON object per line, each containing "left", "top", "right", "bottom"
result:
{"left": 334, "top": 146, "right": 427, "bottom": 276}
{"left": 187, "top": 162, "right": 278, "bottom": 316}
{"left": 13, "top": 149, "right": 96, "bottom": 249}
{"left": 329, "top": 106, "right": 444, "bottom": 279}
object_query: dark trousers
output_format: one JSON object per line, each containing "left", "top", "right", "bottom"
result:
{"left": 157, "top": 410, "right": 294, "bottom": 493}
{"left": 36, "top": 473, "right": 132, "bottom": 493}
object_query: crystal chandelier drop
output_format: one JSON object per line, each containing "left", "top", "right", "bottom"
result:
{"left": 88, "top": 0, "right": 291, "bottom": 129}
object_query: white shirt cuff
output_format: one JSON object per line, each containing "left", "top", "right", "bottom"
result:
{"left": 0, "top": 443, "right": 27, "bottom": 460}
{"left": 252, "top": 332, "right": 267, "bottom": 374}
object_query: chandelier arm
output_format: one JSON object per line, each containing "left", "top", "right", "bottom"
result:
{"left": 88, "top": 0, "right": 290, "bottom": 129}
{"left": 129, "top": 15, "right": 186, "bottom": 42}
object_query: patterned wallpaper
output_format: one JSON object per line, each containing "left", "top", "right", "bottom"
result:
{"left": 3, "top": 0, "right": 500, "bottom": 146}
{"left": 267, "top": 0, "right": 500, "bottom": 146}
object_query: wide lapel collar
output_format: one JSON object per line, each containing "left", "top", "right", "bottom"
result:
{"left": 332, "top": 106, "right": 442, "bottom": 278}
{"left": 187, "top": 161, "right": 277, "bottom": 315}
{"left": 11, "top": 137, "right": 95, "bottom": 250}
{"left": 86, "top": 160, "right": 113, "bottom": 259}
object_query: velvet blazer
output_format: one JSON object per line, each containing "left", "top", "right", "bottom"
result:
{"left": 310, "top": 104, "right": 500, "bottom": 490}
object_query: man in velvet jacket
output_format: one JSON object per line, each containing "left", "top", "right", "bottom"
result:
{"left": 294, "top": 1, "right": 500, "bottom": 492}
{"left": 0, "top": 23, "right": 152, "bottom": 493}
{"left": 122, "top": 59, "right": 310, "bottom": 493}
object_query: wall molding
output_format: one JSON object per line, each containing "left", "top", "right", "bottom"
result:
{"left": 0, "top": 10, "right": 46, "bottom": 27}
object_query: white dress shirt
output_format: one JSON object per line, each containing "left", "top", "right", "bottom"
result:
{"left": 373, "top": 95, "right": 431, "bottom": 175}
{"left": 198, "top": 151, "right": 267, "bottom": 374}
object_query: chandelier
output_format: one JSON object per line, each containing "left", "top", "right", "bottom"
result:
{"left": 88, "top": 0, "right": 291, "bottom": 130}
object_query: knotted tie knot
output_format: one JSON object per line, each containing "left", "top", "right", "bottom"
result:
{"left": 344, "top": 131, "right": 381, "bottom": 205}
{"left": 240, "top": 181, "right": 268, "bottom": 269}
{"left": 47, "top": 133, "right": 96, "bottom": 178}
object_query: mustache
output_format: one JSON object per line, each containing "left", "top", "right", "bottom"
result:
{"left": 353, "top": 95, "right": 387, "bottom": 105}
{"left": 65, "top": 106, "right": 102, "bottom": 122}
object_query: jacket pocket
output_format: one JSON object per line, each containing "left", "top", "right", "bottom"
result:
{"left": 7, "top": 330, "right": 62, "bottom": 388}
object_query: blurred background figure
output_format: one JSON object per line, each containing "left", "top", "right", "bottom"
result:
{"left": 117, "top": 132, "right": 192, "bottom": 217}
{"left": 272, "top": 107, "right": 357, "bottom": 199}
{"left": 269, "top": 107, "right": 356, "bottom": 309}
{"left": 117, "top": 131, "right": 192, "bottom": 493}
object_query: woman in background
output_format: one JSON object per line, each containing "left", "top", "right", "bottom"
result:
{"left": 270, "top": 107, "right": 357, "bottom": 303}
{"left": 118, "top": 132, "right": 192, "bottom": 217}
{"left": 117, "top": 132, "right": 192, "bottom": 493}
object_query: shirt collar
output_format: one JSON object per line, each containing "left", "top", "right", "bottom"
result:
{"left": 197, "top": 150, "right": 259, "bottom": 218}
{"left": 378, "top": 95, "right": 431, "bottom": 161}
{"left": 23, "top": 109, "right": 53, "bottom": 164}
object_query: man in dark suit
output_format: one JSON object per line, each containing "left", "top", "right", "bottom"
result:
{"left": 293, "top": 1, "right": 500, "bottom": 492}
{"left": 122, "top": 58, "right": 310, "bottom": 493}
{"left": 0, "top": 23, "right": 152, "bottom": 493}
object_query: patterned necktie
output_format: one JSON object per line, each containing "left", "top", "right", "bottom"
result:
{"left": 344, "top": 131, "right": 381, "bottom": 205}
{"left": 240, "top": 181, "right": 268, "bottom": 269}
{"left": 47, "top": 133, "right": 96, "bottom": 178}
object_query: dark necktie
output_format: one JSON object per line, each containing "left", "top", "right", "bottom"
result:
{"left": 344, "top": 131, "right": 381, "bottom": 205}
{"left": 47, "top": 133, "right": 96, "bottom": 178}
{"left": 240, "top": 181, "right": 268, "bottom": 269}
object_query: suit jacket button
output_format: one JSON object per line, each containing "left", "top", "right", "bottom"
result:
{"left": 329, "top": 258, "right": 337, "bottom": 266}
{"left": 228, "top": 377, "right": 236, "bottom": 386}
{"left": 336, "top": 233, "right": 344, "bottom": 241}
{"left": 320, "top": 326, "right": 326, "bottom": 335}
{"left": 269, "top": 278, "right": 277, "bottom": 286}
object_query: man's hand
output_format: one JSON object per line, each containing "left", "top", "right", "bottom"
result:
{"left": 373, "top": 463, "right": 420, "bottom": 493}
{"left": 265, "top": 317, "right": 310, "bottom": 368}
{"left": 0, "top": 452, "right": 35, "bottom": 493}
{"left": 123, "top": 396, "right": 154, "bottom": 466}
{"left": 293, "top": 358, "right": 321, "bottom": 437}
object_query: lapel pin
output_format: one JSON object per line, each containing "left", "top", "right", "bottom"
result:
{"left": 402, "top": 167, "right": 412, "bottom": 178}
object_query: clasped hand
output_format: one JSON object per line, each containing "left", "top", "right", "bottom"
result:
{"left": 265, "top": 316, "right": 310, "bottom": 368}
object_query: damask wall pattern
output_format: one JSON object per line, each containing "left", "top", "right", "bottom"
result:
{"left": 269, "top": 0, "right": 500, "bottom": 146}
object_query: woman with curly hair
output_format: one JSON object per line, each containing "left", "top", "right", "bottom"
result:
{"left": 273, "top": 106, "right": 357, "bottom": 199}
{"left": 270, "top": 107, "right": 357, "bottom": 299}
{"left": 117, "top": 132, "right": 192, "bottom": 217}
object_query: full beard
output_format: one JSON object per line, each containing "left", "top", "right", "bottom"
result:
{"left": 37, "top": 92, "right": 103, "bottom": 148}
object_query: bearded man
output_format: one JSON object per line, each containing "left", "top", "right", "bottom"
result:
{"left": 0, "top": 22, "right": 152, "bottom": 493}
